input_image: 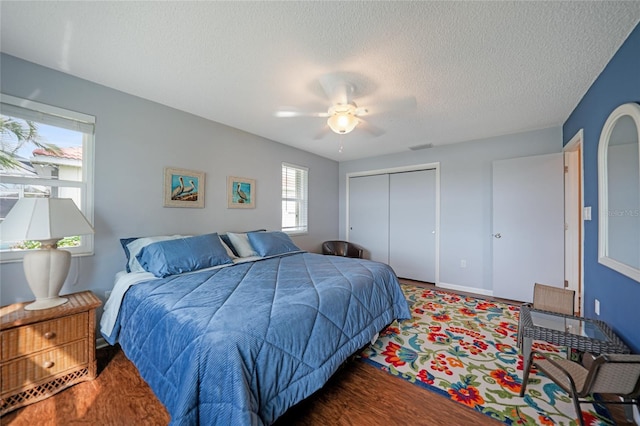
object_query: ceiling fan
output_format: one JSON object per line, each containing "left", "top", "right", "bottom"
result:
{"left": 274, "top": 73, "right": 417, "bottom": 139}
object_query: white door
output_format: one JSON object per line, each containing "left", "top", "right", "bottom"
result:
{"left": 348, "top": 174, "right": 389, "bottom": 263}
{"left": 389, "top": 169, "right": 436, "bottom": 282}
{"left": 492, "top": 153, "right": 564, "bottom": 302}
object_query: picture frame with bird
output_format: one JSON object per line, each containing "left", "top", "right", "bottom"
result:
{"left": 163, "top": 167, "right": 205, "bottom": 208}
{"left": 227, "top": 176, "right": 255, "bottom": 209}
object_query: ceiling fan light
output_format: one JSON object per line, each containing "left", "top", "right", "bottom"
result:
{"left": 328, "top": 111, "right": 358, "bottom": 134}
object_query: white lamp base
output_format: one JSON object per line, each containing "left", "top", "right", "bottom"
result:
{"left": 25, "top": 296, "right": 69, "bottom": 311}
{"left": 22, "top": 245, "right": 71, "bottom": 311}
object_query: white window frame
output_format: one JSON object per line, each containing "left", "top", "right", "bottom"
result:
{"left": 0, "top": 94, "right": 95, "bottom": 262}
{"left": 281, "top": 162, "right": 308, "bottom": 235}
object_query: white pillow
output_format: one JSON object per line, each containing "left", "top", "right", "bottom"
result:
{"left": 218, "top": 236, "right": 238, "bottom": 259}
{"left": 126, "top": 235, "right": 186, "bottom": 273}
{"left": 227, "top": 232, "right": 258, "bottom": 257}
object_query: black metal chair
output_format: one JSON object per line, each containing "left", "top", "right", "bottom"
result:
{"left": 321, "top": 240, "right": 364, "bottom": 259}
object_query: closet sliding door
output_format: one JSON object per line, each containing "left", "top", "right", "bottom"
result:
{"left": 348, "top": 168, "right": 437, "bottom": 282}
{"left": 348, "top": 174, "right": 389, "bottom": 263}
{"left": 389, "top": 169, "right": 436, "bottom": 282}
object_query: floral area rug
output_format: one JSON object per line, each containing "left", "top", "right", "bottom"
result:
{"left": 360, "top": 285, "right": 613, "bottom": 425}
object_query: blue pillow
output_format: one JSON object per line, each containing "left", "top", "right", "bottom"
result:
{"left": 136, "top": 233, "right": 233, "bottom": 278}
{"left": 120, "top": 237, "right": 139, "bottom": 272}
{"left": 121, "top": 235, "right": 188, "bottom": 273}
{"left": 247, "top": 231, "right": 302, "bottom": 257}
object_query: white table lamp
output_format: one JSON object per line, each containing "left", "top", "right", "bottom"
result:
{"left": 0, "top": 198, "right": 94, "bottom": 310}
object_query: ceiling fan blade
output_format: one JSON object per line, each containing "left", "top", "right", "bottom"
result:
{"left": 364, "top": 96, "right": 417, "bottom": 115}
{"left": 274, "top": 108, "right": 329, "bottom": 118}
{"left": 319, "top": 73, "right": 354, "bottom": 105}
{"left": 357, "top": 118, "right": 385, "bottom": 137}
{"left": 313, "top": 125, "right": 332, "bottom": 140}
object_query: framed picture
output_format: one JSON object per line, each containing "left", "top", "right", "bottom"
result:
{"left": 164, "top": 167, "right": 205, "bottom": 208}
{"left": 227, "top": 176, "right": 255, "bottom": 209}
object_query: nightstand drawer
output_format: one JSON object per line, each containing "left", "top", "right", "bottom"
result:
{"left": 1, "top": 339, "right": 88, "bottom": 395}
{"left": 0, "top": 312, "right": 88, "bottom": 362}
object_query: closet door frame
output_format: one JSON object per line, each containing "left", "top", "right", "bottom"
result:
{"left": 346, "top": 162, "right": 440, "bottom": 285}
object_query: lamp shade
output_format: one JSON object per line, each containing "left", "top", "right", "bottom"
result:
{"left": 0, "top": 198, "right": 94, "bottom": 242}
{"left": 327, "top": 104, "right": 359, "bottom": 135}
{"left": 327, "top": 113, "right": 358, "bottom": 134}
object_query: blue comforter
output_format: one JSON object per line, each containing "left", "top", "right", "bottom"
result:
{"left": 115, "top": 252, "right": 410, "bottom": 425}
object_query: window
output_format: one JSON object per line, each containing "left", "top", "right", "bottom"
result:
{"left": 1, "top": 94, "right": 95, "bottom": 261}
{"left": 282, "top": 163, "right": 308, "bottom": 234}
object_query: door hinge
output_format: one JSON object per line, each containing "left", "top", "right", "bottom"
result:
{"left": 564, "top": 279, "right": 569, "bottom": 288}
{"left": 564, "top": 165, "right": 569, "bottom": 173}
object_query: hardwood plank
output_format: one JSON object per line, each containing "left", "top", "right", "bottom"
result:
{"left": 274, "top": 359, "right": 500, "bottom": 426}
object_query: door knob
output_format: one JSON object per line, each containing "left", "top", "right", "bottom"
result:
{"left": 493, "top": 233, "right": 502, "bottom": 239}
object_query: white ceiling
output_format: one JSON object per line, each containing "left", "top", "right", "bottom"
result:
{"left": 1, "top": 2, "right": 639, "bottom": 162}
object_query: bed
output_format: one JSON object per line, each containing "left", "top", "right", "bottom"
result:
{"left": 100, "top": 231, "right": 410, "bottom": 425}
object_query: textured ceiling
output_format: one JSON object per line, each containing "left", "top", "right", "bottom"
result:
{"left": 1, "top": 1, "right": 639, "bottom": 162}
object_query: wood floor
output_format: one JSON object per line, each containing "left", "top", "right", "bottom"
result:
{"left": 3, "top": 343, "right": 498, "bottom": 426}
{"left": 2, "top": 281, "right": 634, "bottom": 425}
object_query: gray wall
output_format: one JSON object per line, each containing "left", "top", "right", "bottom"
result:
{"left": 0, "top": 54, "right": 339, "bottom": 311}
{"left": 339, "top": 127, "right": 562, "bottom": 293}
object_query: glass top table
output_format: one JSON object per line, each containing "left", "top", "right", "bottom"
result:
{"left": 529, "top": 310, "right": 610, "bottom": 341}
{"left": 518, "top": 304, "right": 630, "bottom": 374}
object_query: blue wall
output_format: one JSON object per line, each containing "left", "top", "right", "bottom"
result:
{"left": 563, "top": 23, "right": 640, "bottom": 353}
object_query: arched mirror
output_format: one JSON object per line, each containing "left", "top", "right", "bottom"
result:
{"left": 598, "top": 102, "right": 640, "bottom": 282}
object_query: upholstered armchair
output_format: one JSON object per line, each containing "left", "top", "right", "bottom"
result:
{"left": 321, "top": 240, "right": 364, "bottom": 259}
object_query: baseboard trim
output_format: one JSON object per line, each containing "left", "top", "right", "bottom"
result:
{"left": 437, "top": 282, "right": 494, "bottom": 297}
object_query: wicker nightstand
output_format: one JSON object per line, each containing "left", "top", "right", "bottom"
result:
{"left": 0, "top": 291, "right": 101, "bottom": 415}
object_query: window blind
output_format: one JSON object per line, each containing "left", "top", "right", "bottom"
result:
{"left": 282, "top": 163, "right": 308, "bottom": 234}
